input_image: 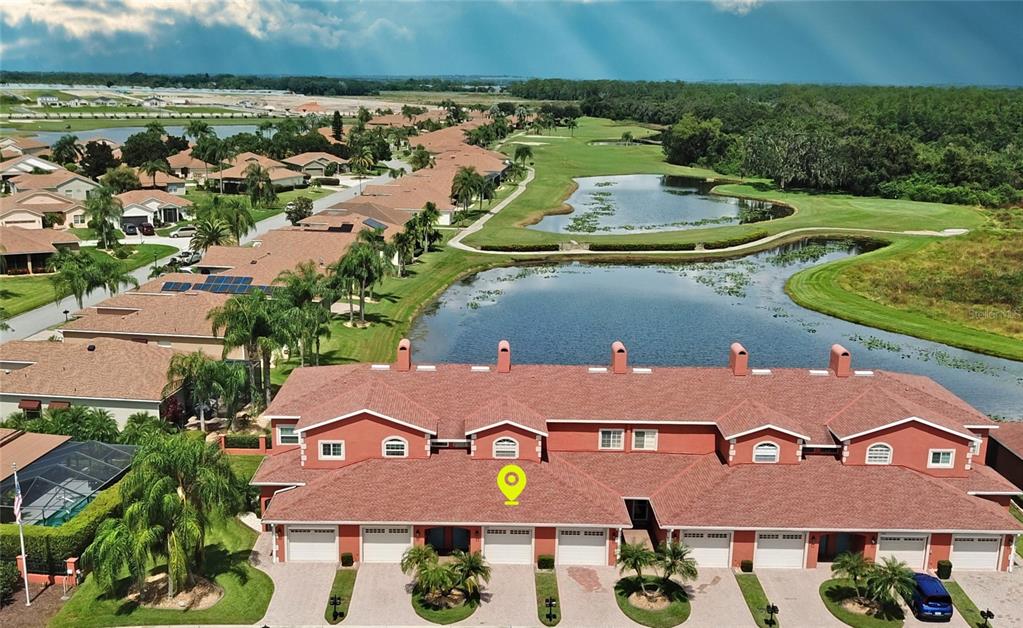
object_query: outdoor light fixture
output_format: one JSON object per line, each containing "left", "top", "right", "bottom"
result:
{"left": 980, "top": 609, "right": 994, "bottom": 627}
{"left": 330, "top": 594, "right": 345, "bottom": 621}
{"left": 62, "top": 309, "right": 70, "bottom": 321}
{"left": 765, "top": 602, "right": 779, "bottom": 626}
{"left": 544, "top": 596, "right": 558, "bottom": 622}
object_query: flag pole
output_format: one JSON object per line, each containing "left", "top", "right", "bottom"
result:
{"left": 12, "top": 463, "right": 31, "bottom": 606}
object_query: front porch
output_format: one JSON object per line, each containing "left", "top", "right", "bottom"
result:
{"left": 812, "top": 532, "right": 871, "bottom": 565}
{"left": 422, "top": 526, "right": 473, "bottom": 555}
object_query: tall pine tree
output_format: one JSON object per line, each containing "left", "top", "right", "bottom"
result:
{"left": 331, "top": 110, "right": 343, "bottom": 141}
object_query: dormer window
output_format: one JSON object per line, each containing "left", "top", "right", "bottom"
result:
{"left": 753, "top": 442, "right": 780, "bottom": 464}
{"left": 865, "top": 443, "right": 892, "bottom": 465}
{"left": 277, "top": 425, "right": 299, "bottom": 445}
{"left": 493, "top": 438, "right": 519, "bottom": 459}
{"left": 928, "top": 449, "right": 955, "bottom": 469}
{"left": 382, "top": 437, "right": 408, "bottom": 458}
{"left": 319, "top": 440, "right": 345, "bottom": 460}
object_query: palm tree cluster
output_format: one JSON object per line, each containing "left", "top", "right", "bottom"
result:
{"left": 450, "top": 166, "right": 496, "bottom": 221}
{"left": 50, "top": 134, "right": 83, "bottom": 165}
{"left": 0, "top": 408, "right": 176, "bottom": 445}
{"left": 83, "top": 186, "right": 124, "bottom": 250}
{"left": 242, "top": 162, "right": 277, "bottom": 208}
{"left": 408, "top": 145, "right": 435, "bottom": 171}
{"left": 82, "top": 435, "right": 243, "bottom": 598}
{"left": 49, "top": 248, "right": 139, "bottom": 309}
{"left": 164, "top": 351, "right": 249, "bottom": 431}
{"left": 326, "top": 230, "right": 392, "bottom": 327}
{"left": 190, "top": 195, "right": 256, "bottom": 252}
{"left": 831, "top": 551, "right": 916, "bottom": 612}
{"left": 400, "top": 545, "right": 492, "bottom": 609}
{"left": 463, "top": 117, "right": 512, "bottom": 147}
{"left": 617, "top": 540, "right": 699, "bottom": 599}
{"left": 207, "top": 292, "right": 280, "bottom": 409}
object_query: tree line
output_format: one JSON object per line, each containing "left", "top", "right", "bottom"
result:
{"left": 508, "top": 79, "right": 1023, "bottom": 207}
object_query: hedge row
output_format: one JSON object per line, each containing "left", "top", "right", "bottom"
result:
{"left": 0, "top": 483, "right": 122, "bottom": 574}
{"left": 589, "top": 242, "right": 697, "bottom": 251}
{"left": 479, "top": 243, "right": 560, "bottom": 252}
{"left": 702, "top": 230, "right": 769, "bottom": 250}
{"left": 224, "top": 434, "right": 264, "bottom": 449}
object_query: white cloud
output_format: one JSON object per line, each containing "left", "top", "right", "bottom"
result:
{"left": 711, "top": 0, "right": 765, "bottom": 15}
{"left": 0, "top": 0, "right": 410, "bottom": 49}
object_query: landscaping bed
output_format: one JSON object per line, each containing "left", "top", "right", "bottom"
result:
{"left": 535, "top": 569, "right": 561, "bottom": 626}
{"left": 323, "top": 568, "right": 357, "bottom": 624}
{"left": 411, "top": 591, "right": 476, "bottom": 625}
{"left": 613, "top": 576, "right": 691, "bottom": 628}
{"left": 819, "top": 578, "right": 904, "bottom": 628}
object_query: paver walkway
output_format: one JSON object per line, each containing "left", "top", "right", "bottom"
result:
{"left": 684, "top": 568, "right": 755, "bottom": 627}
{"left": 251, "top": 532, "right": 339, "bottom": 627}
{"left": 454, "top": 564, "right": 541, "bottom": 627}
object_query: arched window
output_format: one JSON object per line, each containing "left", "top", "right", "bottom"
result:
{"left": 865, "top": 443, "right": 893, "bottom": 465}
{"left": 752, "top": 442, "right": 780, "bottom": 464}
{"left": 493, "top": 437, "right": 519, "bottom": 459}
{"left": 382, "top": 436, "right": 408, "bottom": 458}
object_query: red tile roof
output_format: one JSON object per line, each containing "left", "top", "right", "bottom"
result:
{"left": 991, "top": 421, "right": 1023, "bottom": 460}
{"left": 0, "top": 226, "right": 79, "bottom": 255}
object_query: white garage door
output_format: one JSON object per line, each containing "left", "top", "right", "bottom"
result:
{"left": 557, "top": 528, "right": 607, "bottom": 566}
{"left": 484, "top": 527, "right": 533, "bottom": 564}
{"left": 878, "top": 535, "right": 927, "bottom": 569}
{"left": 362, "top": 526, "right": 411, "bottom": 563}
{"left": 755, "top": 532, "right": 806, "bottom": 568}
{"left": 951, "top": 535, "right": 1001, "bottom": 571}
{"left": 287, "top": 526, "right": 338, "bottom": 562}
{"left": 681, "top": 531, "right": 732, "bottom": 568}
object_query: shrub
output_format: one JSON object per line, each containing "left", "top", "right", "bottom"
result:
{"left": 589, "top": 241, "right": 697, "bottom": 251}
{"left": 341, "top": 553, "right": 354, "bottom": 567}
{"left": 740, "top": 559, "right": 753, "bottom": 573}
{"left": 315, "top": 177, "right": 340, "bottom": 186}
{"left": 0, "top": 560, "right": 21, "bottom": 605}
{"left": 936, "top": 560, "right": 952, "bottom": 579}
{"left": 703, "top": 230, "right": 769, "bottom": 250}
{"left": 537, "top": 554, "right": 555, "bottom": 570}
{"left": 112, "top": 245, "right": 131, "bottom": 259}
{"left": 224, "top": 434, "right": 262, "bottom": 449}
{"left": 480, "top": 243, "right": 560, "bottom": 252}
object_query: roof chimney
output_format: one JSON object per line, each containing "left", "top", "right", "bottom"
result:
{"left": 396, "top": 338, "right": 411, "bottom": 372}
{"left": 829, "top": 344, "right": 851, "bottom": 378}
{"left": 729, "top": 342, "right": 749, "bottom": 376}
{"left": 86, "top": 344, "right": 96, "bottom": 352}
{"left": 497, "top": 340, "right": 511, "bottom": 373}
{"left": 611, "top": 341, "right": 628, "bottom": 374}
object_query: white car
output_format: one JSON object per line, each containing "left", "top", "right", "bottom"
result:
{"left": 170, "top": 225, "right": 197, "bottom": 238}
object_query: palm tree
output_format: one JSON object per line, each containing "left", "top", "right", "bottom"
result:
{"left": 190, "top": 217, "right": 232, "bottom": 252}
{"left": 209, "top": 140, "right": 238, "bottom": 194}
{"left": 617, "top": 541, "right": 657, "bottom": 597}
{"left": 119, "top": 411, "right": 177, "bottom": 445}
{"left": 185, "top": 120, "right": 214, "bottom": 142}
{"left": 621, "top": 131, "right": 634, "bottom": 145}
{"left": 864, "top": 556, "right": 916, "bottom": 608}
{"left": 164, "top": 351, "right": 224, "bottom": 432}
{"left": 139, "top": 158, "right": 170, "bottom": 190}
{"left": 276, "top": 261, "right": 328, "bottom": 366}
{"left": 513, "top": 144, "right": 533, "bottom": 165}
{"left": 198, "top": 195, "right": 254, "bottom": 243}
{"left": 409, "top": 145, "right": 435, "bottom": 171}
{"left": 417, "top": 202, "right": 441, "bottom": 252}
{"left": 350, "top": 146, "right": 376, "bottom": 194}
{"left": 243, "top": 162, "right": 276, "bottom": 208}
{"left": 51, "top": 134, "right": 81, "bottom": 165}
{"left": 215, "top": 361, "right": 250, "bottom": 430}
{"left": 515, "top": 105, "right": 529, "bottom": 128}
{"left": 391, "top": 230, "right": 416, "bottom": 277}
{"left": 48, "top": 250, "right": 94, "bottom": 309}
{"left": 831, "top": 551, "right": 873, "bottom": 598}
{"left": 93, "top": 254, "right": 140, "bottom": 295}
{"left": 331, "top": 242, "right": 384, "bottom": 325}
{"left": 84, "top": 186, "right": 123, "bottom": 250}
{"left": 451, "top": 166, "right": 482, "bottom": 214}
{"left": 208, "top": 290, "right": 278, "bottom": 407}
{"left": 82, "top": 501, "right": 162, "bottom": 595}
{"left": 566, "top": 118, "right": 578, "bottom": 136}
{"left": 657, "top": 540, "right": 699, "bottom": 590}
{"left": 401, "top": 544, "right": 438, "bottom": 576}
{"left": 450, "top": 550, "right": 491, "bottom": 601}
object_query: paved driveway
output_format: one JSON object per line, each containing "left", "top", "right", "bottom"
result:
{"left": 757, "top": 568, "right": 845, "bottom": 627}
{"left": 954, "top": 566, "right": 1023, "bottom": 627}
{"left": 684, "top": 568, "right": 755, "bottom": 628}
{"left": 345, "top": 563, "right": 424, "bottom": 626}
{"left": 557, "top": 566, "right": 636, "bottom": 628}
{"left": 252, "top": 532, "right": 339, "bottom": 627}
{"left": 455, "top": 564, "right": 541, "bottom": 627}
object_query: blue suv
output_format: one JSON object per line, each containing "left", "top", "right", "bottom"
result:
{"left": 909, "top": 573, "right": 954, "bottom": 621}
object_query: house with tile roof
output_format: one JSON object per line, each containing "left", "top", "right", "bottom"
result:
{"left": 282, "top": 152, "right": 348, "bottom": 178}
{"left": 0, "top": 136, "right": 50, "bottom": 158}
{"left": 252, "top": 339, "right": 1021, "bottom": 569}
{"left": 8, "top": 169, "right": 100, "bottom": 201}
{"left": 0, "top": 226, "right": 80, "bottom": 274}
{"left": 132, "top": 167, "right": 186, "bottom": 195}
{"left": 0, "top": 190, "right": 86, "bottom": 230}
{"left": 115, "top": 189, "right": 194, "bottom": 226}
{"left": 0, "top": 155, "right": 62, "bottom": 180}
{"left": 166, "top": 147, "right": 215, "bottom": 181}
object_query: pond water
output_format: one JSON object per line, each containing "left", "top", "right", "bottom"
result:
{"left": 409, "top": 241, "right": 1023, "bottom": 418}
{"left": 527, "top": 174, "right": 786, "bottom": 234}
{"left": 23, "top": 125, "right": 268, "bottom": 145}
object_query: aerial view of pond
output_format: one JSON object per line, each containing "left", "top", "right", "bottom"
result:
{"left": 409, "top": 240, "right": 1023, "bottom": 418}
{"left": 527, "top": 174, "right": 788, "bottom": 234}
{"left": 22, "top": 125, "right": 268, "bottom": 145}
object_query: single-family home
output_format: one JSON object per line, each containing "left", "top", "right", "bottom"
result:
{"left": 35, "top": 95, "right": 60, "bottom": 107}
{"left": 282, "top": 152, "right": 348, "bottom": 178}
{"left": 91, "top": 97, "right": 119, "bottom": 107}
{"left": 0, "top": 137, "right": 51, "bottom": 158}
{"left": 253, "top": 340, "right": 1022, "bottom": 570}
{"left": 0, "top": 155, "right": 62, "bottom": 180}
{"left": 66, "top": 98, "right": 90, "bottom": 108}
{"left": 141, "top": 96, "right": 167, "bottom": 108}
{"left": 0, "top": 190, "right": 87, "bottom": 229}
{"left": 0, "top": 226, "right": 80, "bottom": 274}
{"left": 167, "top": 147, "right": 214, "bottom": 181}
{"left": 115, "top": 189, "right": 194, "bottom": 227}
{"left": 194, "top": 228, "right": 360, "bottom": 284}
{"left": 0, "top": 338, "right": 181, "bottom": 427}
{"left": 132, "top": 168, "right": 186, "bottom": 195}
{"left": 8, "top": 169, "right": 101, "bottom": 201}
{"left": 214, "top": 153, "right": 305, "bottom": 191}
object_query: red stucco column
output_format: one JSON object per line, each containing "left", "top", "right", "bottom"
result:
{"left": 731, "top": 531, "right": 756, "bottom": 568}
{"left": 928, "top": 534, "right": 952, "bottom": 570}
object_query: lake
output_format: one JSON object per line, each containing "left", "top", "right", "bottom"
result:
{"left": 24, "top": 125, "right": 269, "bottom": 145}
{"left": 408, "top": 240, "right": 1023, "bottom": 418}
{"left": 527, "top": 174, "right": 787, "bottom": 234}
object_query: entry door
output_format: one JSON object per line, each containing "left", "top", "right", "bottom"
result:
{"left": 877, "top": 535, "right": 927, "bottom": 569}
{"left": 681, "top": 531, "right": 731, "bottom": 568}
{"left": 287, "top": 526, "right": 338, "bottom": 562}
{"left": 557, "top": 528, "right": 607, "bottom": 566}
{"left": 362, "top": 526, "right": 412, "bottom": 563}
{"left": 484, "top": 527, "right": 533, "bottom": 564}
{"left": 951, "top": 535, "right": 1001, "bottom": 571}
{"left": 754, "top": 532, "right": 806, "bottom": 568}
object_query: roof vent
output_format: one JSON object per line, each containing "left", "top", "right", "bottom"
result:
{"left": 497, "top": 340, "right": 511, "bottom": 373}
{"left": 86, "top": 344, "right": 96, "bottom": 352}
{"left": 588, "top": 367, "right": 608, "bottom": 374}
{"left": 751, "top": 368, "right": 772, "bottom": 375}
{"left": 470, "top": 365, "right": 490, "bottom": 372}
{"left": 370, "top": 364, "right": 390, "bottom": 371}
{"left": 854, "top": 370, "right": 875, "bottom": 377}
{"left": 611, "top": 341, "right": 628, "bottom": 374}
{"left": 396, "top": 338, "right": 411, "bottom": 371}
{"left": 416, "top": 365, "right": 436, "bottom": 372}
{"left": 808, "top": 369, "right": 829, "bottom": 376}
{"left": 829, "top": 344, "right": 852, "bottom": 377}
{"left": 729, "top": 342, "right": 749, "bottom": 376}
{"left": 632, "top": 367, "right": 652, "bottom": 374}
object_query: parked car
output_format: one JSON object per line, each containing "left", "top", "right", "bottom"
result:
{"left": 122, "top": 223, "right": 138, "bottom": 235}
{"left": 909, "top": 573, "right": 954, "bottom": 621}
{"left": 170, "top": 225, "right": 197, "bottom": 238}
{"left": 139, "top": 223, "right": 155, "bottom": 236}
{"left": 175, "top": 250, "right": 202, "bottom": 266}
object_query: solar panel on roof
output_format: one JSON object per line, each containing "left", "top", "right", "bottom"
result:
{"left": 238, "top": 277, "right": 253, "bottom": 285}
{"left": 363, "top": 218, "right": 388, "bottom": 230}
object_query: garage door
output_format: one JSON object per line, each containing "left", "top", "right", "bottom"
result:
{"left": 951, "top": 535, "right": 1001, "bottom": 571}
{"left": 557, "top": 528, "right": 607, "bottom": 566}
{"left": 877, "top": 535, "right": 927, "bottom": 569}
{"left": 755, "top": 532, "right": 806, "bottom": 568}
{"left": 287, "top": 526, "right": 338, "bottom": 562}
{"left": 484, "top": 527, "right": 533, "bottom": 564}
{"left": 682, "top": 531, "right": 731, "bottom": 568}
{"left": 362, "top": 526, "right": 411, "bottom": 563}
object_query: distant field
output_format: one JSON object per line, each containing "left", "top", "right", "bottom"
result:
{"left": 368, "top": 90, "right": 534, "bottom": 107}
{"left": 164, "top": 105, "right": 239, "bottom": 114}
{"left": 0, "top": 116, "right": 287, "bottom": 133}
{"left": 26, "top": 105, "right": 144, "bottom": 113}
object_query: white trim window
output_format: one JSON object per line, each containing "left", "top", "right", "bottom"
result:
{"left": 928, "top": 449, "right": 955, "bottom": 469}
{"left": 599, "top": 429, "right": 625, "bottom": 450}
{"left": 753, "top": 441, "right": 780, "bottom": 464}
{"left": 865, "top": 443, "right": 893, "bottom": 465}
{"left": 382, "top": 437, "right": 408, "bottom": 458}
{"left": 632, "top": 429, "right": 658, "bottom": 451}
{"left": 319, "top": 440, "right": 345, "bottom": 460}
{"left": 493, "top": 437, "right": 519, "bottom": 459}
{"left": 969, "top": 439, "right": 982, "bottom": 456}
{"left": 277, "top": 425, "right": 299, "bottom": 446}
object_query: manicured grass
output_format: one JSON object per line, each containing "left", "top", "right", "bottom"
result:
{"left": 0, "top": 244, "right": 177, "bottom": 317}
{"left": 50, "top": 516, "right": 274, "bottom": 627}
{"left": 183, "top": 187, "right": 334, "bottom": 224}
{"left": 536, "top": 570, "right": 561, "bottom": 626}
{"left": 943, "top": 581, "right": 986, "bottom": 628}
{"left": 786, "top": 236, "right": 1023, "bottom": 361}
{"left": 324, "top": 568, "right": 357, "bottom": 624}
{"left": 735, "top": 573, "right": 779, "bottom": 628}
{"left": 226, "top": 454, "right": 266, "bottom": 483}
{"left": 819, "top": 578, "right": 903, "bottom": 628}
{"left": 613, "top": 576, "right": 691, "bottom": 628}
{"left": 411, "top": 592, "right": 476, "bottom": 624}
{"left": 69, "top": 227, "right": 126, "bottom": 240}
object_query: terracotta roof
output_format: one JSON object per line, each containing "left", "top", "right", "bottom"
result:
{"left": 0, "top": 338, "right": 177, "bottom": 402}
{"left": 251, "top": 448, "right": 328, "bottom": 486}
{"left": 293, "top": 102, "right": 325, "bottom": 113}
{"left": 938, "top": 463, "right": 1022, "bottom": 494}
{"left": 132, "top": 168, "right": 185, "bottom": 187}
{"left": 166, "top": 148, "right": 214, "bottom": 171}
{"left": 325, "top": 201, "right": 414, "bottom": 227}
{"left": 9, "top": 170, "right": 97, "bottom": 191}
{"left": 716, "top": 399, "right": 810, "bottom": 439}
{"left": 298, "top": 209, "right": 404, "bottom": 239}
{"left": 0, "top": 190, "right": 81, "bottom": 216}
{"left": 261, "top": 449, "right": 630, "bottom": 526}
{"left": 991, "top": 421, "right": 1023, "bottom": 460}
{"left": 0, "top": 430, "right": 70, "bottom": 481}
{"left": 0, "top": 226, "right": 79, "bottom": 255}
{"left": 115, "top": 189, "right": 193, "bottom": 208}
{"left": 60, "top": 290, "right": 230, "bottom": 338}
{"left": 196, "top": 228, "right": 356, "bottom": 284}
{"left": 282, "top": 152, "right": 348, "bottom": 167}
{"left": 215, "top": 163, "right": 302, "bottom": 182}
{"left": 464, "top": 396, "right": 548, "bottom": 435}
{"left": 0, "top": 136, "right": 49, "bottom": 151}
{"left": 296, "top": 380, "right": 441, "bottom": 434}
{"left": 368, "top": 111, "right": 444, "bottom": 127}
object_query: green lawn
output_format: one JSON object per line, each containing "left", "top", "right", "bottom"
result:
{"left": 68, "top": 227, "right": 126, "bottom": 240}
{"left": 184, "top": 187, "right": 334, "bottom": 224}
{"left": 411, "top": 592, "right": 476, "bottom": 624}
{"left": 324, "top": 568, "right": 357, "bottom": 624}
{"left": 785, "top": 236, "right": 1023, "bottom": 361}
{"left": 50, "top": 516, "right": 273, "bottom": 627}
{"left": 613, "top": 576, "right": 691, "bottom": 628}
{"left": 943, "top": 581, "right": 986, "bottom": 628}
{"left": 0, "top": 244, "right": 177, "bottom": 317}
{"left": 536, "top": 570, "right": 561, "bottom": 626}
{"left": 226, "top": 454, "right": 265, "bottom": 483}
{"left": 735, "top": 573, "right": 779, "bottom": 628}
{"left": 819, "top": 578, "right": 903, "bottom": 628}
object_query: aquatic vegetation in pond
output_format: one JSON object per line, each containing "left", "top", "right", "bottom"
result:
{"left": 769, "top": 240, "right": 857, "bottom": 266}
{"left": 846, "top": 334, "right": 1002, "bottom": 375}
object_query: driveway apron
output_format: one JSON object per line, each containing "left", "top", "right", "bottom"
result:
{"left": 454, "top": 564, "right": 542, "bottom": 627}
{"left": 684, "top": 568, "right": 756, "bottom": 627}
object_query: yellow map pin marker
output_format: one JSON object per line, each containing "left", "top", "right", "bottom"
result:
{"left": 497, "top": 464, "right": 526, "bottom": 506}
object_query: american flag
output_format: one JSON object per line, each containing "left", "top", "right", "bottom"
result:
{"left": 13, "top": 472, "right": 23, "bottom": 524}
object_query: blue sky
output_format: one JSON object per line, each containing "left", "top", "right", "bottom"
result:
{"left": 1, "top": 1, "right": 1021, "bottom": 86}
